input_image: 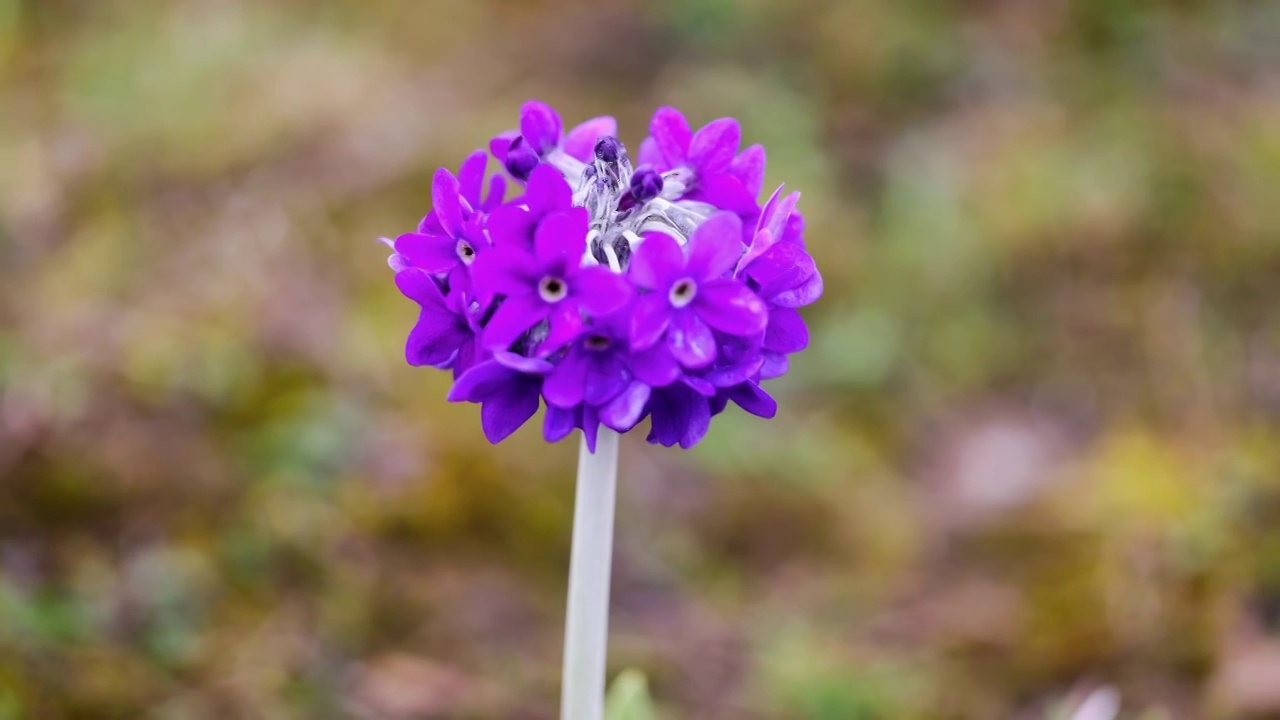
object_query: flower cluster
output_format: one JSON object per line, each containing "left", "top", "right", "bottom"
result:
{"left": 385, "top": 101, "right": 822, "bottom": 449}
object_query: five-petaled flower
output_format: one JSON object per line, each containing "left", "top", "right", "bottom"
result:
{"left": 385, "top": 100, "right": 822, "bottom": 449}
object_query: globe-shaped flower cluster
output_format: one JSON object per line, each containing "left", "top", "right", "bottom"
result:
{"left": 385, "top": 101, "right": 822, "bottom": 449}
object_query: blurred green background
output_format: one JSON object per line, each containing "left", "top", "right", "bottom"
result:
{"left": 2, "top": 0, "right": 1280, "bottom": 717}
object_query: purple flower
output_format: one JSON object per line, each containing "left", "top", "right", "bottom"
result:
{"left": 395, "top": 268, "right": 483, "bottom": 376}
{"left": 447, "top": 352, "right": 551, "bottom": 443}
{"left": 629, "top": 212, "right": 768, "bottom": 368}
{"left": 637, "top": 107, "right": 759, "bottom": 214}
{"left": 485, "top": 165, "right": 574, "bottom": 251}
{"left": 393, "top": 166, "right": 488, "bottom": 279}
{"left": 386, "top": 99, "right": 821, "bottom": 448}
{"left": 472, "top": 206, "right": 632, "bottom": 352}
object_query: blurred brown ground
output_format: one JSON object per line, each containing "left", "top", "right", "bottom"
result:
{"left": 2, "top": 0, "right": 1280, "bottom": 718}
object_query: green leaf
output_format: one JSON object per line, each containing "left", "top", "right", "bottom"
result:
{"left": 605, "top": 669, "right": 656, "bottom": 720}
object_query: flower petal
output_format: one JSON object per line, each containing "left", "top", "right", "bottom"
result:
{"left": 563, "top": 116, "right": 618, "bottom": 162}
{"left": 773, "top": 268, "right": 824, "bottom": 308}
{"left": 764, "top": 307, "right": 809, "bottom": 353}
{"left": 524, "top": 165, "right": 573, "bottom": 215}
{"left": 394, "top": 232, "right": 460, "bottom": 274}
{"left": 685, "top": 174, "right": 758, "bottom": 216}
{"left": 628, "top": 232, "right": 684, "bottom": 290}
{"left": 471, "top": 246, "right": 538, "bottom": 300}
{"left": 534, "top": 208, "right": 589, "bottom": 267}
{"left": 601, "top": 381, "right": 650, "bottom": 432}
{"left": 694, "top": 278, "right": 768, "bottom": 336}
{"left": 760, "top": 351, "right": 789, "bottom": 379}
{"left": 688, "top": 118, "right": 741, "bottom": 175}
{"left": 486, "top": 205, "right": 535, "bottom": 248}
{"left": 649, "top": 106, "right": 692, "bottom": 167}
{"left": 405, "top": 306, "right": 463, "bottom": 367}
{"left": 447, "top": 359, "right": 512, "bottom": 402}
{"left": 540, "top": 301, "right": 584, "bottom": 352}
{"left": 543, "top": 405, "right": 578, "bottom": 443}
{"left": 432, "top": 168, "right": 465, "bottom": 238}
{"left": 729, "top": 144, "right": 766, "bottom": 197}
{"left": 685, "top": 212, "right": 745, "bottom": 280}
{"left": 629, "top": 293, "right": 672, "bottom": 351}
{"left": 480, "top": 383, "right": 541, "bottom": 443}
{"left": 543, "top": 347, "right": 589, "bottom": 408}
{"left": 628, "top": 343, "right": 680, "bottom": 387}
{"left": 636, "top": 137, "right": 665, "bottom": 170}
{"left": 394, "top": 267, "right": 447, "bottom": 307}
{"left": 584, "top": 354, "right": 628, "bottom": 406}
{"left": 481, "top": 294, "right": 550, "bottom": 350}
{"left": 667, "top": 310, "right": 717, "bottom": 368}
{"left": 572, "top": 267, "right": 632, "bottom": 316}
{"left": 519, "top": 100, "right": 563, "bottom": 155}
{"left": 489, "top": 131, "right": 518, "bottom": 163}
{"left": 483, "top": 174, "right": 508, "bottom": 212}
{"left": 457, "top": 150, "right": 488, "bottom": 209}
{"left": 725, "top": 382, "right": 777, "bottom": 419}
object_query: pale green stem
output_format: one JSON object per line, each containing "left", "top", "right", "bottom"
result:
{"left": 560, "top": 428, "right": 619, "bottom": 720}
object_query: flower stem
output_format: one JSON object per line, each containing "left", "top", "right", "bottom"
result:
{"left": 560, "top": 428, "right": 619, "bottom": 720}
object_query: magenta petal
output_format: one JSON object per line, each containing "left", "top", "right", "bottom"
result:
{"left": 601, "top": 381, "right": 650, "bottom": 431}
{"left": 544, "top": 405, "right": 578, "bottom": 443}
{"left": 432, "top": 169, "right": 465, "bottom": 238}
{"left": 764, "top": 307, "right": 809, "bottom": 353}
{"left": 637, "top": 137, "right": 665, "bottom": 170}
{"left": 563, "top": 116, "right": 618, "bottom": 162}
{"left": 520, "top": 100, "right": 563, "bottom": 155}
{"left": 667, "top": 310, "right": 717, "bottom": 368}
{"left": 685, "top": 212, "right": 745, "bottom": 280}
{"left": 481, "top": 294, "right": 550, "bottom": 350}
{"left": 688, "top": 118, "right": 741, "bottom": 175}
{"left": 540, "top": 301, "right": 584, "bottom": 352}
{"left": 458, "top": 150, "right": 488, "bottom": 208}
{"left": 765, "top": 191, "right": 800, "bottom": 243}
{"left": 695, "top": 279, "right": 768, "bottom": 336}
{"left": 573, "top": 267, "right": 632, "bottom": 316}
{"left": 730, "top": 144, "right": 766, "bottom": 197}
{"left": 471, "top": 247, "right": 538, "bottom": 300}
{"left": 534, "top": 208, "right": 589, "bottom": 266}
{"left": 629, "top": 343, "right": 680, "bottom": 387}
{"left": 487, "top": 205, "right": 535, "bottom": 248}
{"left": 629, "top": 233, "right": 684, "bottom": 290}
{"left": 686, "top": 175, "right": 758, "bottom": 216}
{"left": 650, "top": 106, "right": 692, "bottom": 167}
{"left": 630, "top": 293, "right": 672, "bottom": 351}
{"left": 394, "top": 267, "right": 445, "bottom": 306}
{"left": 524, "top": 165, "right": 573, "bottom": 215}
{"left": 544, "top": 349, "right": 590, "bottom": 408}
{"left": 394, "top": 232, "right": 459, "bottom": 273}
{"left": 490, "top": 131, "right": 518, "bottom": 163}
{"left": 481, "top": 385, "right": 540, "bottom": 443}
{"left": 483, "top": 174, "right": 508, "bottom": 212}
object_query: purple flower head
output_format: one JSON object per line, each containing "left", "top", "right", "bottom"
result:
{"left": 385, "top": 100, "right": 821, "bottom": 448}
